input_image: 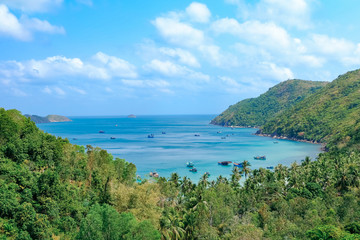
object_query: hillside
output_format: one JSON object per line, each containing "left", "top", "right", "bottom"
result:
{"left": 4, "top": 108, "right": 360, "bottom": 239}
{"left": 24, "top": 114, "right": 71, "bottom": 123}
{"left": 261, "top": 69, "right": 360, "bottom": 149}
{"left": 211, "top": 79, "right": 327, "bottom": 127}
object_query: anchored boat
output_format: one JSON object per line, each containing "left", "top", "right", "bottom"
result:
{"left": 218, "top": 161, "right": 232, "bottom": 166}
{"left": 254, "top": 156, "right": 266, "bottom": 160}
{"left": 186, "top": 162, "right": 194, "bottom": 167}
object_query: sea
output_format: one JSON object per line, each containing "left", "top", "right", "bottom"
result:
{"left": 37, "top": 115, "right": 322, "bottom": 182}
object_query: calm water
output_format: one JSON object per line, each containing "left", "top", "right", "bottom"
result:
{"left": 37, "top": 115, "right": 322, "bottom": 182}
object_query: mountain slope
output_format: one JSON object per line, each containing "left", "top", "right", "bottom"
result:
{"left": 261, "top": 69, "right": 360, "bottom": 149}
{"left": 24, "top": 114, "right": 71, "bottom": 123}
{"left": 211, "top": 79, "right": 327, "bottom": 127}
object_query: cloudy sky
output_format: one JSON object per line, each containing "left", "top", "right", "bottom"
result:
{"left": 1, "top": 0, "right": 360, "bottom": 116}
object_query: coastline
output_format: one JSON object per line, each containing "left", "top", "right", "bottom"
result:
{"left": 212, "top": 122, "right": 327, "bottom": 151}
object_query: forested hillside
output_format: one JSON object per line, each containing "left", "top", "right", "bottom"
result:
{"left": 211, "top": 79, "right": 327, "bottom": 127}
{"left": 3, "top": 108, "right": 360, "bottom": 239}
{"left": 261, "top": 69, "right": 360, "bottom": 150}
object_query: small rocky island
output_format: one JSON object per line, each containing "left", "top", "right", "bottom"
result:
{"left": 24, "top": 114, "right": 72, "bottom": 124}
{"left": 127, "top": 114, "right": 136, "bottom": 118}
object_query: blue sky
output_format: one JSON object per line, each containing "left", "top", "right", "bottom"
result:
{"left": 0, "top": 0, "right": 360, "bottom": 116}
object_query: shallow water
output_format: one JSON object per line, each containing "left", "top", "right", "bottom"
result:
{"left": 37, "top": 115, "right": 322, "bottom": 182}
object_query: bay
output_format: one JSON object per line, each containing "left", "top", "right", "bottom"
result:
{"left": 37, "top": 115, "right": 322, "bottom": 182}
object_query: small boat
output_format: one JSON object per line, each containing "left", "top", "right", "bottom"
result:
{"left": 72, "top": 138, "right": 78, "bottom": 140}
{"left": 273, "top": 141, "right": 278, "bottom": 144}
{"left": 221, "top": 137, "right": 226, "bottom": 139}
{"left": 162, "top": 132, "right": 166, "bottom": 134}
{"left": 217, "top": 131, "right": 222, "bottom": 134}
{"left": 186, "top": 162, "right": 194, "bottom": 167}
{"left": 194, "top": 134, "right": 200, "bottom": 137}
{"left": 266, "top": 166, "right": 274, "bottom": 170}
{"left": 149, "top": 171, "right": 159, "bottom": 178}
{"left": 218, "top": 161, "right": 232, "bottom": 166}
{"left": 254, "top": 156, "right": 266, "bottom": 160}
{"left": 233, "top": 162, "right": 244, "bottom": 168}
{"left": 148, "top": 134, "right": 154, "bottom": 138}
{"left": 115, "top": 124, "right": 118, "bottom": 127}
{"left": 110, "top": 137, "right": 116, "bottom": 139}
{"left": 99, "top": 130, "right": 105, "bottom": 133}
{"left": 189, "top": 168, "right": 197, "bottom": 172}
{"left": 205, "top": 172, "right": 210, "bottom": 177}
{"left": 136, "top": 175, "right": 142, "bottom": 182}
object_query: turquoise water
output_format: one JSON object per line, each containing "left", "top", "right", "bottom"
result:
{"left": 37, "top": 115, "right": 322, "bottom": 182}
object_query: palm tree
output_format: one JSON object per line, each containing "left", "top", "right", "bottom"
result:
{"left": 240, "top": 160, "right": 251, "bottom": 179}
{"left": 160, "top": 208, "right": 185, "bottom": 240}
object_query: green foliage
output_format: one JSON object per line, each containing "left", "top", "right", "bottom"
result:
{"left": 4, "top": 105, "right": 360, "bottom": 239}
{"left": 261, "top": 69, "right": 360, "bottom": 149}
{"left": 211, "top": 79, "right": 327, "bottom": 127}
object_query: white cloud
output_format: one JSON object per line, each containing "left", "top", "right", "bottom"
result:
{"left": 42, "top": 86, "right": 52, "bottom": 94}
{"left": 145, "top": 59, "right": 210, "bottom": 81}
{"left": 0, "top": 4, "right": 65, "bottom": 41}
{"left": 21, "top": 15, "right": 65, "bottom": 34}
{"left": 0, "top": 52, "right": 137, "bottom": 82}
{"left": 159, "top": 47, "right": 200, "bottom": 68}
{"left": 260, "top": 62, "right": 294, "bottom": 80}
{"left": 0, "top": 0, "right": 63, "bottom": 13}
{"left": 146, "top": 59, "right": 185, "bottom": 76}
{"left": 152, "top": 17, "right": 204, "bottom": 47}
{"left": 225, "top": 0, "right": 312, "bottom": 29}
{"left": 12, "top": 87, "right": 27, "bottom": 96}
{"left": 93, "top": 52, "right": 138, "bottom": 78}
{"left": 219, "top": 76, "right": 241, "bottom": 88}
{"left": 122, "top": 79, "right": 170, "bottom": 88}
{"left": 310, "top": 34, "right": 355, "bottom": 56}
{"left": 255, "top": 0, "right": 311, "bottom": 29}
{"left": 212, "top": 18, "right": 292, "bottom": 50}
{"left": 121, "top": 79, "right": 173, "bottom": 94}
{"left": 198, "top": 44, "right": 239, "bottom": 68}
{"left": 186, "top": 2, "right": 211, "bottom": 23}
{"left": 0, "top": 4, "right": 29, "bottom": 40}
{"left": 54, "top": 86, "right": 65, "bottom": 95}
{"left": 69, "top": 86, "right": 86, "bottom": 95}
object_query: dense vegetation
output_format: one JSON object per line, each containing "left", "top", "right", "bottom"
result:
{"left": 261, "top": 69, "right": 360, "bottom": 150}
{"left": 3, "top": 72, "right": 360, "bottom": 240}
{"left": 211, "top": 79, "right": 327, "bottom": 127}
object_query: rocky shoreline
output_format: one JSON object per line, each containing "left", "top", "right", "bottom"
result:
{"left": 255, "top": 132, "right": 327, "bottom": 151}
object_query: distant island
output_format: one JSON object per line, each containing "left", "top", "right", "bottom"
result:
{"left": 24, "top": 114, "right": 72, "bottom": 124}
{"left": 127, "top": 114, "right": 136, "bottom": 118}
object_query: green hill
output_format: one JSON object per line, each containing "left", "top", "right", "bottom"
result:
{"left": 211, "top": 79, "right": 327, "bottom": 127}
{"left": 24, "top": 114, "right": 71, "bottom": 123}
{"left": 4, "top": 108, "right": 360, "bottom": 239}
{"left": 261, "top": 69, "right": 360, "bottom": 149}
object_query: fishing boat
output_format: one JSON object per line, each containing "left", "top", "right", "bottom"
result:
{"left": 189, "top": 168, "right": 197, "bottom": 172}
{"left": 110, "top": 137, "right": 116, "bottom": 139}
{"left": 148, "top": 134, "right": 154, "bottom": 138}
{"left": 233, "top": 162, "right": 244, "bottom": 168}
{"left": 149, "top": 171, "right": 159, "bottom": 178}
{"left": 186, "top": 162, "right": 194, "bottom": 167}
{"left": 218, "top": 161, "right": 232, "bottom": 166}
{"left": 254, "top": 156, "right": 266, "bottom": 160}
{"left": 99, "top": 130, "right": 105, "bottom": 133}
{"left": 266, "top": 166, "right": 274, "bottom": 170}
